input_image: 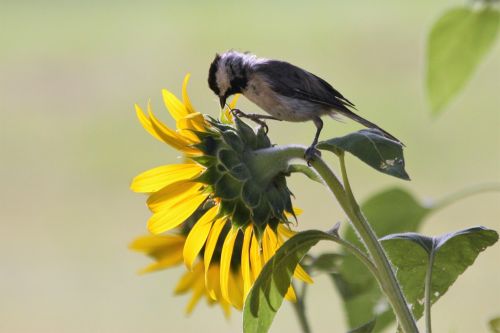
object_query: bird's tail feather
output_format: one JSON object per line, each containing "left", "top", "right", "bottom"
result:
{"left": 333, "top": 110, "right": 404, "bottom": 146}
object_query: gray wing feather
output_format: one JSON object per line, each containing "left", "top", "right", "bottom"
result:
{"left": 254, "top": 60, "right": 402, "bottom": 144}
{"left": 255, "top": 60, "right": 355, "bottom": 112}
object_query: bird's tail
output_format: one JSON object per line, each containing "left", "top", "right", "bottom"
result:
{"left": 334, "top": 110, "right": 404, "bottom": 145}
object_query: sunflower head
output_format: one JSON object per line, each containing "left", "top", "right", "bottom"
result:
{"left": 131, "top": 75, "right": 311, "bottom": 314}
{"left": 192, "top": 115, "right": 295, "bottom": 238}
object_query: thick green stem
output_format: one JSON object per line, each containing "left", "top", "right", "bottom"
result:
{"left": 335, "top": 153, "right": 418, "bottom": 333}
{"left": 259, "top": 145, "right": 418, "bottom": 332}
{"left": 248, "top": 145, "right": 298, "bottom": 187}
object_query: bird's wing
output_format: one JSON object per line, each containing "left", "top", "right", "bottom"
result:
{"left": 255, "top": 60, "right": 356, "bottom": 112}
{"left": 254, "top": 60, "right": 403, "bottom": 144}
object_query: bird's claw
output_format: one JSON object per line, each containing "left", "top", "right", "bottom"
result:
{"left": 231, "top": 108, "right": 269, "bottom": 133}
{"left": 231, "top": 108, "right": 246, "bottom": 118}
{"left": 304, "top": 146, "right": 321, "bottom": 166}
{"left": 259, "top": 122, "right": 269, "bottom": 134}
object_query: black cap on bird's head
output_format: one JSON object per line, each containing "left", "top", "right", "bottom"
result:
{"left": 208, "top": 53, "right": 222, "bottom": 104}
{"left": 208, "top": 51, "right": 250, "bottom": 108}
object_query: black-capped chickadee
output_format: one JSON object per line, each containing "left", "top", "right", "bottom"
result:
{"left": 208, "top": 51, "right": 401, "bottom": 160}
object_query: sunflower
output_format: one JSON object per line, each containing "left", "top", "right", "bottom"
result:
{"left": 130, "top": 233, "right": 232, "bottom": 317}
{"left": 130, "top": 74, "right": 312, "bottom": 312}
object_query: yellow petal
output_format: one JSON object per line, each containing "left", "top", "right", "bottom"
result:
{"left": 147, "top": 192, "right": 209, "bottom": 234}
{"left": 266, "top": 226, "right": 278, "bottom": 247}
{"left": 278, "top": 224, "right": 297, "bottom": 239}
{"left": 249, "top": 232, "right": 263, "bottom": 281}
{"left": 177, "top": 112, "right": 206, "bottom": 133}
{"left": 135, "top": 104, "right": 163, "bottom": 142}
{"left": 241, "top": 226, "right": 254, "bottom": 298}
{"left": 148, "top": 106, "right": 198, "bottom": 154}
{"left": 285, "top": 207, "right": 303, "bottom": 219}
{"left": 206, "top": 263, "right": 220, "bottom": 301}
{"left": 228, "top": 94, "right": 240, "bottom": 110}
{"left": 177, "top": 113, "right": 205, "bottom": 144}
{"left": 204, "top": 217, "right": 226, "bottom": 276}
{"left": 177, "top": 128, "right": 201, "bottom": 144}
{"left": 206, "top": 265, "right": 232, "bottom": 318}
{"left": 186, "top": 280, "right": 205, "bottom": 314}
{"left": 175, "top": 268, "right": 198, "bottom": 294}
{"left": 262, "top": 226, "right": 277, "bottom": 262}
{"left": 129, "top": 234, "right": 185, "bottom": 273}
{"left": 293, "top": 264, "right": 314, "bottom": 284}
{"left": 221, "top": 94, "right": 240, "bottom": 123}
{"left": 129, "top": 234, "right": 184, "bottom": 252}
{"left": 220, "top": 301, "right": 232, "bottom": 318}
{"left": 183, "top": 206, "right": 219, "bottom": 270}
{"left": 206, "top": 287, "right": 216, "bottom": 305}
{"left": 185, "top": 262, "right": 205, "bottom": 313}
{"left": 284, "top": 284, "right": 297, "bottom": 302}
{"left": 147, "top": 181, "right": 203, "bottom": 213}
{"left": 138, "top": 248, "right": 183, "bottom": 274}
{"left": 131, "top": 164, "right": 204, "bottom": 193}
{"left": 182, "top": 74, "right": 195, "bottom": 114}
{"left": 220, "top": 227, "right": 238, "bottom": 304}
{"left": 228, "top": 269, "right": 244, "bottom": 310}
{"left": 162, "top": 88, "right": 189, "bottom": 122}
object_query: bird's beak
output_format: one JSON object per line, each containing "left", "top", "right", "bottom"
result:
{"left": 219, "top": 96, "right": 226, "bottom": 108}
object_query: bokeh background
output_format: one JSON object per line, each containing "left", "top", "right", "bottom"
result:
{"left": 1, "top": 1, "right": 499, "bottom": 332}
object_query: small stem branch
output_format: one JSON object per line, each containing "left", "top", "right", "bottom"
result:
{"left": 339, "top": 152, "right": 358, "bottom": 209}
{"left": 430, "top": 183, "right": 500, "bottom": 212}
{"left": 336, "top": 236, "right": 378, "bottom": 277}
{"left": 424, "top": 247, "right": 436, "bottom": 333}
{"left": 291, "top": 282, "right": 311, "bottom": 333}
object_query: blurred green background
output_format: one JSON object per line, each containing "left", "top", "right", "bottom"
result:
{"left": 1, "top": 1, "right": 499, "bottom": 332}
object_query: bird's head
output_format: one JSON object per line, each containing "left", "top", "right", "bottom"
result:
{"left": 208, "top": 51, "right": 255, "bottom": 108}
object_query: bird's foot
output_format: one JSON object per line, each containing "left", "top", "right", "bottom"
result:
{"left": 231, "top": 109, "right": 276, "bottom": 133}
{"left": 230, "top": 108, "right": 247, "bottom": 118}
{"left": 304, "top": 145, "right": 321, "bottom": 166}
{"left": 248, "top": 117, "right": 269, "bottom": 134}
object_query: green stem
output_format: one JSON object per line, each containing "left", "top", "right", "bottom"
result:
{"left": 256, "top": 145, "right": 418, "bottom": 332}
{"left": 430, "top": 183, "right": 500, "bottom": 212}
{"left": 249, "top": 145, "right": 300, "bottom": 187}
{"left": 335, "top": 153, "right": 418, "bottom": 333}
{"left": 336, "top": 237, "right": 379, "bottom": 277}
{"left": 291, "top": 282, "right": 311, "bottom": 333}
{"left": 424, "top": 246, "right": 436, "bottom": 333}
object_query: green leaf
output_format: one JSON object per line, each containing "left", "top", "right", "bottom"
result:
{"left": 286, "top": 164, "right": 322, "bottom": 183}
{"left": 344, "top": 188, "right": 430, "bottom": 247}
{"left": 380, "top": 227, "right": 499, "bottom": 320}
{"left": 347, "top": 319, "right": 376, "bottom": 333}
{"left": 317, "top": 129, "right": 410, "bottom": 180}
{"left": 331, "top": 186, "right": 499, "bottom": 332}
{"left": 490, "top": 317, "right": 500, "bottom": 333}
{"left": 308, "top": 252, "right": 343, "bottom": 273}
{"left": 427, "top": 6, "right": 500, "bottom": 114}
{"left": 243, "top": 229, "right": 343, "bottom": 333}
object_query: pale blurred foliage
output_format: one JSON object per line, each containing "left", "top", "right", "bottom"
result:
{"left": 0, "top": 1, "right": 498, "bottom": 332}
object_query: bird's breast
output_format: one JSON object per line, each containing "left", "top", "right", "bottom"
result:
{"left": 243, "top": 77, "right": 323, "bottom": 122}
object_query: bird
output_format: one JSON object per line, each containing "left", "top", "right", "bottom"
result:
{"left": 207, "top": 50, "right": 402, "bottom": 161}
